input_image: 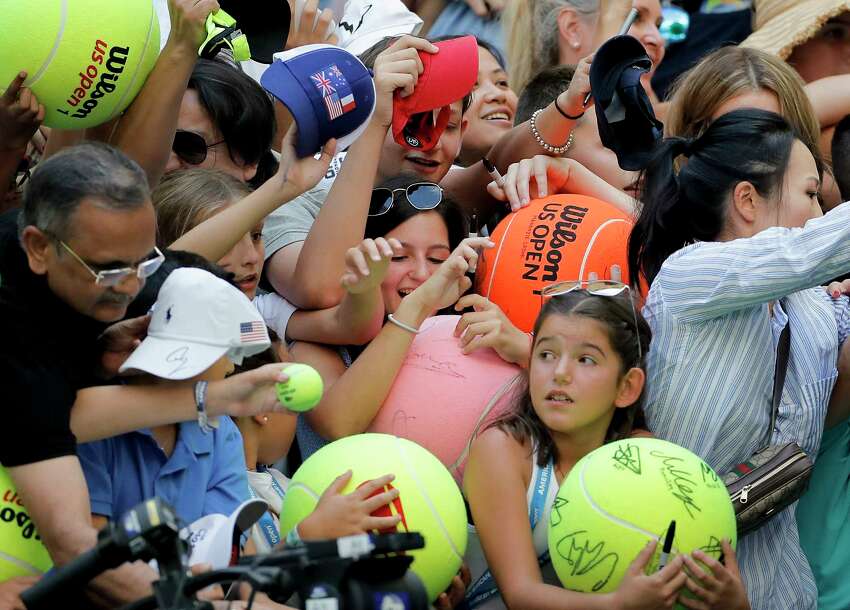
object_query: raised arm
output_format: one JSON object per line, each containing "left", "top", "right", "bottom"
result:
{"left": 110, "top": 0, "right": 218, "bottom": 187}
{"left": 659, "top": 202, "right": 850, "bottom": 324}
{"left": 168, "top": 133, "right": 336, "bottom": 261}
{"left": 264, "top": 36, "right": 440, "bottom": 310}
{"left": 0, "top": 72, "right": 44, "bottom": 201}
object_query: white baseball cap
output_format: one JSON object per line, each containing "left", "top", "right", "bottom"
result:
{"left": 336, "top": 0, "right": 424, "bottom": 57}
{"left": 120, "top": 268, "right": 271, "bottom": 380}
{"left": 184, "top": 498, "right": 269, "bottom": 569}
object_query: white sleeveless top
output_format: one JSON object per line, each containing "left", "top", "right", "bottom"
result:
{"left": 463, "top": 453, "right": 561, "bottom": 609}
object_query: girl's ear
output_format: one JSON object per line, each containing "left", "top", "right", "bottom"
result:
{"left": 614, "top": 367, "right": 645, "bottom": 409}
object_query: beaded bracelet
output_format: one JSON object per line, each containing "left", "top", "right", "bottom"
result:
{"left": 530, "top": 109, "right": 574, "bottom": 155}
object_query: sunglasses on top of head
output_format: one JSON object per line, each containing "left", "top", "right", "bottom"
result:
{"left": 171, "top": 130, "right": 226, "bottom": 165}
{"left": 368, "top": 182, "right": 444, "bottom": 217}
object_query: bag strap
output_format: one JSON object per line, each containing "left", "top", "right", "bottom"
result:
{"left": 766, "top": 321, "right": 791, "bottom": 447}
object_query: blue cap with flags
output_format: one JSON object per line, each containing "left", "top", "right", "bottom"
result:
{"left": 261, "top": 44, "right": 376, "bottom": 158}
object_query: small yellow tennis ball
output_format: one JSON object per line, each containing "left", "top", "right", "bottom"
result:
{"left": 276, "top": 363, "right": 323, "bottom": 412}
{"left": 548, "top": 438, "right": 736, "bottom": 608}
{"left": 0, "top": 466, "right": 52, "bottom": 580}
{"left": 0, "top": 0, "right": 160, "bottom": 129}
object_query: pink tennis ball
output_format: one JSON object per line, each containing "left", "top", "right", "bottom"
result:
{"left": 368, "top": 315, "right": 522, "bottom": 482}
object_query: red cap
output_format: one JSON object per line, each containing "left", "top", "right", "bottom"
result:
{"left": 391, "top": 36, "right": 478, "bottom": 151}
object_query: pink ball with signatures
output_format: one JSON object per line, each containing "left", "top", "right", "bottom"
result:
{"left": 368, "top": 315, "right": 522, "bottom": 483}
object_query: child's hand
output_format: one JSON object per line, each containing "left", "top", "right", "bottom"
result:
{"left": 341, "top": 237, "right": 402, "bottom": 295}
{"left": 0, "top": 72, "right": 45, "bottom": 152}
{"left": 486, "top": 155, "right": 576, "bottom": 211}
{"left": 371, "top": 36, "right": 439, "bottom": 128}
{"left": 558, "top": 53, "right": 593, "bottom": 117}
{"left": 678, "top": 540, "right": 750, "bottom": 610}
{"left": 453, "top": 294, "right": 531, "bottom": 366}
{"left": 612, "top": 540, "right": 687, "bottom": 610}
{"left": 285, "top": 0, "right": 338, "bottom": 50}
{"left": 434, "top": 564, "right": 471, "bottom": 610}
{"left": 297, "top": 471, "right": 402, "bottom": 540}
{"left": 276, "top": 127, "right": 337, "bottom": 196}
{"left": 407, "top": 237, "right": 493, "bottom": 312}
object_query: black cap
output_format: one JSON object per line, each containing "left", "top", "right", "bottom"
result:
{"left": 589, "top": 35, "right": 663, "bottom": 171}
{"left": 219, "top": 0, "right": 291, "bottom": 64}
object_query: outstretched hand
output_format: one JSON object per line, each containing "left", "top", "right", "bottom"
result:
{"left": 0, "top": 72, "right": 45, "bottom": 152}
{"left": 486, "top": 155, "right": 575, "bottom": 211}
{"left": 341, "top": 237, "right": 403, "bottom": 295}
{"left": 408, "top": 237, "right": 493, "bottom": 312}
{"left": 298, "top": 471, "right": 402, "bottom": 540}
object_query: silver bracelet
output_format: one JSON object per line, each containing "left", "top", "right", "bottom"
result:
{"left": 387, "top": 313, "right": 420, "bottom": 334}
{"left": 530, "top": 108, "right": 574, "bottom": 155}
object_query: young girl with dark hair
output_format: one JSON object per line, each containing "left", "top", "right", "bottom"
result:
{"left": 629, "top": 108, "right": 850, "bottom": 610}
{"left": 289, "top": 172, "right": 480, "bottom": 458}
{"left": 463, "top": 286, "right": 747, "bottom": 609}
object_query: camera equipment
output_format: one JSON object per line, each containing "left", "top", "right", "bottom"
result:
{"left": 21, "top": 497, "right": 188, "bottom": 610}
{"left": 22, "top": 497, "right": 430, "bottom": 610}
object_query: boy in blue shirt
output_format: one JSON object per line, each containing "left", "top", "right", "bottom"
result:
{"left": 78, "top": 267, "right": 270, "bottom": 530}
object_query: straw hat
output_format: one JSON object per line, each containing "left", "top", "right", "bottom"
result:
{"left": 741, "top": 0, "right": 850, "bottom": 59}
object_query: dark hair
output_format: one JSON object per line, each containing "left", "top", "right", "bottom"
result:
{"left": 475, "top": 38, "right": 507, "bottom": 71}
{"left": 832, "top": 114, "right": 850, "bottom": 202}
{"left": 629, "top": 108, "right": 822, "bottom": 287}
{"left": 19, "top": 142, "right": 149, "bottom": 241}
{"left": 515, "top": 64, "right": 575, "bottom": 125}
{"left": 358, "top": 36, "right": 473, "bottom": 116}
{"left": 489, "top": 290, "right": 651, "bottom": 467}
{"left": 188, "top": 59, "right": 278, "bottom": 188}
{"left": 125, "top": 249, "right": 236, "bottom": 319}
{"left": 364, "top": 173, "right": 469, "bottom": 249}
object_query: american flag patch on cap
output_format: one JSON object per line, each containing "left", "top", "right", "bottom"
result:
{"left": 240, "top": 321, "right": 266, "bottom": 342}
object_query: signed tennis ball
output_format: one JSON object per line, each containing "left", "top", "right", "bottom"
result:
{"left": 0, "top": 466, "right": 52, "bottom": 580}
{"left": 547, "top": 438, "right": 736, "bottom": 606}
{"left": 0, "top": 0, "right": 160, "bottom": 129}
{"left": 276, "top": 363, "right": 323, "bottom": 412}
{"left": 282, "top": 434, "right": 468, "bottom": 602}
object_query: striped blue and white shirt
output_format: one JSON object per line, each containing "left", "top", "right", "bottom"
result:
{"left": 643, "top": 202, "right": 850, "bottom": 610}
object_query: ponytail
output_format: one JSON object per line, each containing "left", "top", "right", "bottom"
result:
{"left": 629, "top": 109, "right": 811, "bottom": 287}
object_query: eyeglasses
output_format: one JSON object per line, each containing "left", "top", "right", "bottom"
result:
{"left": 368, "top": 182, "right": 443, "bottom": 217}
{"left": 58, "top": 240, "right": 165, "bottom": 286}
{"left": 540, "top": 279, "right": 643, "bottom": 360}
{"left": 171, "top": 130, "right": 226, "bottom": 165}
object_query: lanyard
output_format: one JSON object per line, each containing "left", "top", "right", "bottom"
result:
{"left": 462, "top": 459, "right": 554, "bottom": 609}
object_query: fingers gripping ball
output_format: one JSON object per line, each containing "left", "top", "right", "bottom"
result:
{"left": 476, "top": 195, "right": 632, "bottom": 333}
{"left": 0, "top": 0, "right": 160, "bottom": 129}
{"left": 0, "top": 467, "right": 52, "bottom": 579}
{"left": 276, "top": 363, "right": 323, "bottom": 412}
{"left": 547, "top": 438, "right": 736, "bottom": 606}
{"left": 281, "top": 434, "right": 468, "bottom": 602}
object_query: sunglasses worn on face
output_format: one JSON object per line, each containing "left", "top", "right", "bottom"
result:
{"left": 368, "top": 182, "right": 443, "bottom": 217}
{"left": 59, "top": 240, "right": 165, "bottom": 287}
{"left": 172, "top": 130, "right": 226, "bottom": 165}
{"left": 540, "top": 279, "right": 643, "bottom": 360}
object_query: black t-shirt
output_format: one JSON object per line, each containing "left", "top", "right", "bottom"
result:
{"left": 0, "top": 210, "right": 105, "bottom": 467}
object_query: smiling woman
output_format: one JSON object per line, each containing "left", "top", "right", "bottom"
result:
{"left": 457, "top": 40, "right": 519, "bottom": 167}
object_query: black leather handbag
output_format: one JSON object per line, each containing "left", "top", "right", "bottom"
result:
{"left": 722, "top": 323, "right": 814, "bottom": 536}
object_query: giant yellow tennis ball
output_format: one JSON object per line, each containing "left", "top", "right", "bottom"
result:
{"left": 281, "top": 434, "right": 468, "bottom": 601}
{"left": 0, "top": 466, "right": 52, "bottom": 580}
{"left": 0, "top": 0, "right": 160, "bottom": 129}
{"left": 548, "top": 438, "right": 736, "bottom": 605}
